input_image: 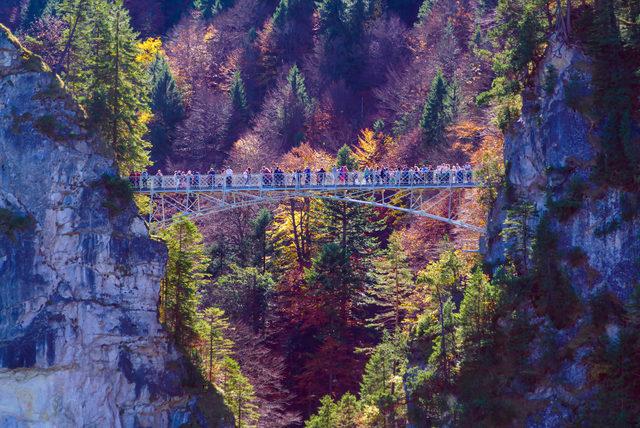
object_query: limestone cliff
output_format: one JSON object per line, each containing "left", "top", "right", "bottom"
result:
{"left": 485, "top": 35, "right": 640, "bottom": 426}
{"left": 0, "top": 26, "right": 231, "bottom": 427}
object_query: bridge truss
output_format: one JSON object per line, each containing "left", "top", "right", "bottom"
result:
{"left": 131, "top": 171, "right": 485, "bottom": 237}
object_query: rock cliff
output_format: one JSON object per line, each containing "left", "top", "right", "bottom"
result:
{"left": 0, "top": 26, "right": 231, "bottom": 427}
{"left": 485, "top": 35, "right": 640, "bottom": 426}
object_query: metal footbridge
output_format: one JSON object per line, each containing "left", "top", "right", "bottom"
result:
{"left": 129, "top": 170, "right": 484, "bottom": 234}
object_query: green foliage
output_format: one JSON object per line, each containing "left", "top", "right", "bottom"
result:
{"left": 57, "top": 0, "right": 151, "bottom": 174}
{"left": 576, "top": 0, "right": 640, "bottom": 186}
{"left": 193, "top": 0, "right": 234, "bottom": 18}
{"left": 366, "top": 233, "right": 414, "bottom": 333}
{"left": 250, "top": 208, "right": 274, "bottom": 272}
{"left": 372, "top": 119, "right": 385, "bottom": 132}
{"left": 305, "top": 242, "right": 361, "bottom": 304}
{"left": 272, "top": 0, "right": 305, "bottom": 28}
{"left": 416, "top": 0, "right": 434, "bottom": 24}
{"left": 0, "top": 208, "right": 34, "bottom": 239}
{"left": 305, "top": 393, "right": 370, "bottom": 427}
{"left": 98, "top": 173, "right": 133, "bottom": 215}
{"left": 335, "top": 144, "right": 357, "bottom": 169}
{"left": 546, "top": 176, "right": 587, "bottom": 222}
{"left": 530, "top": 215, "right": 580, "bottom": 329}
{"left": 315, "top": 0, "right": 369, "bottom": 85}
{"left": 156, "top": 216, "right": 210, "bottom": 348}
{"left": 579, "top": 285, "right": 640, "bottom": 426}
{"left": 359, "top": 333, "right": 408, "bottom": 426}
{"left": 219, "top": 356, "right": 259, "bottom": 427}
{"left": 148, "top": 54, "right": 184, "bottom": 166}
{"left": 211, "top": 264, "right": 274, "bottom": 331}
{"left": 500, "top": 200, "right": 537, "bottom": 274}
{"left": 419, "top": 69, "right": 454, "bottom": 146}
{"left": 287, "top": 64, "right": 311, "bottom": 110}
{"left": 229, "top": 70, "right": 248, "bottom": 116}
{"left": 196, "top": 307, "right": 234, "bottom": 384}
{"left": 456, "top": 268, "right": 501, "bottom": 356}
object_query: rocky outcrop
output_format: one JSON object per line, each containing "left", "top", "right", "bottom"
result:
{"left": 485, "top": 35, "right": 640, "bottom": 426}
{"left": 0, "top": 26, "right": 231, "bottom": 427}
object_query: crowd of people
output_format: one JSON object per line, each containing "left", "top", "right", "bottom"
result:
{"left": 128, "top": 163, "right": 474, "bottom": 189}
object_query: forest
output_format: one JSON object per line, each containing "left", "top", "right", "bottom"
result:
{"left": 1, "top": 0, "right": 639, "bottom": 425}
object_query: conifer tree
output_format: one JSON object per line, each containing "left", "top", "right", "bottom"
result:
{"left": 211, "top": 264, "right": 274, "bottom": 331}
{"left": 230, "top": 70, "right": 249, "bottom": 116}
{"left": 360, "top": 333, "right": 408, "bottom": 426}
{"left": 367, "top": 233, "right": 414, "bottom": 334}
{"left": 148, "top": 53, "right": 184, "bottom": 166}
{"left": 157, "top": 216, "right": 210, "bottom": 348}
{"left": 316, "top": 0, "right": 344, "bottom": 39}
{"left": 501, "top": 200, "right": 537, "bottom": 274}
{"left": 419, "top": 69, "right": 451, "bottom": 146}
{"left": 456, "top": 268, "right": 501, "bottom": 356}
{"left": 315, "top": 146, "right": 384, "bottom": 257}
{"left": 197, "top": 307, "right": 234, "bottom": 383}
{"left": 193, "top": 0, "right": 234, "bottom": 18}
{"left": 287, "top": 64, "right": 311, "bottom": 110}
{"left": 57, "top": 0, "right": 152, "bottom": 173}
{"left": 219, "top": 356, "right": 259, "bottom": 427}
{"left": 250, "top": 208, "right": 273, "bottom": 273}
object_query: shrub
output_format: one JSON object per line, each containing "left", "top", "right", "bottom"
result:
{"left": 97, "top": 174, "right": 133, "bottom": 216}
{"left": 34, "top": 115, "right": 59, "bottom": 138}
{"left": 0, "top": 208, "right": 34, "bottom": 239}
{"left": 547, "top": 176, "right": 587, "bottom": 222}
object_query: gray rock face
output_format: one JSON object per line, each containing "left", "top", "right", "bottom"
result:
{"left": 0, "top": 26, "right": 229, "bottom": 427}
{"left": 485, "top": 35, "right": 640, "bottom": 426}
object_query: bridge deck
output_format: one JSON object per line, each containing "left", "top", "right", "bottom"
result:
{"left": 129, "top": 171, "right": 478, "bottom": 193}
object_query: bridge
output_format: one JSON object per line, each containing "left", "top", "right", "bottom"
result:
{"left": 129, "top": 170, "right": 485, "bottom": 235}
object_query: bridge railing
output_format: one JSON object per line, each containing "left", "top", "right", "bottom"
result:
{"left": 127, "top": 169, "right": 476, "bottom": 192}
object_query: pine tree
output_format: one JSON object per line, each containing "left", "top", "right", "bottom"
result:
{"left": 287, "top": 64, "right": 311, "bottom": 110}
{"left": 501, "top": 200, "right": 537, "bottom": 274}
{"left": 315, "top": 145, "right": 384, "bottom": 257}
{"left": 230, "top": 70, "right": 248, "bottom": 116}
{"left": 415, "top": 250, "right": 465, "bottom": 386}
{"left": 193, "top": 0, "right": 234, "bottom": 18}
{"left": 360, "top": 332, "right": 408, "bottom": 426}
{"left": 316, "top": 0, "right": 344, "bottom": 39}
{"left": 157, "top": 216, "right": 210, "bottom": 348}
{"left": 250, "top": 208, "right": 273, "bottom": 273}
{"left": 219, "top": 356, "right": 259, "bottom": 427}
{"left": 456, "top": 268, "right": 501, "bottom": 357}
{"left": 419, "top": 69, "right": 451, "bottom": 146}
{"left": 197, "top": 307, "right": 234, "bottom": 383}
{"left": 367, "top": 233, "right": 414, "bottom": 334}
{"left": 148, "top": 54, "right": 184, "bottom": 166}
{"left": 57, "top": 0, "right": 152, "bottom": 173}
{"left": 211, "top": 264, "right": 274, "bottom": 331}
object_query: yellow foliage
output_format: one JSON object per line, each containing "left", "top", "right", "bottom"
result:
{"left": 280, "top": 143, "right": 333, "bottom": 170}
{"left": 138, "top": 110, "right": 154, "bottom": 125}
{"left": 203, "top": 25, "right": 217, "bottom": 42}
{"left": 136, "top": 37, "right": 162, "bottom": 65}
{"left": 353, "top": 128, "right": 389, "bottom": 167}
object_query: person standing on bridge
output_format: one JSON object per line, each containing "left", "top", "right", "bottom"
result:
{"left": 317, "top": 167, "right": 325, "bottom": 185}
{"left": 225, "top": 166, "right": 233, "bottom": 187}
{"left": 207, "top": 167, "right": 216, "bottom": 188}
{"left": 304, "top": 166, "right": 311, "bottom": 186}
{"left": 244, "top": 167, "right": 252, "bottom": 185}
